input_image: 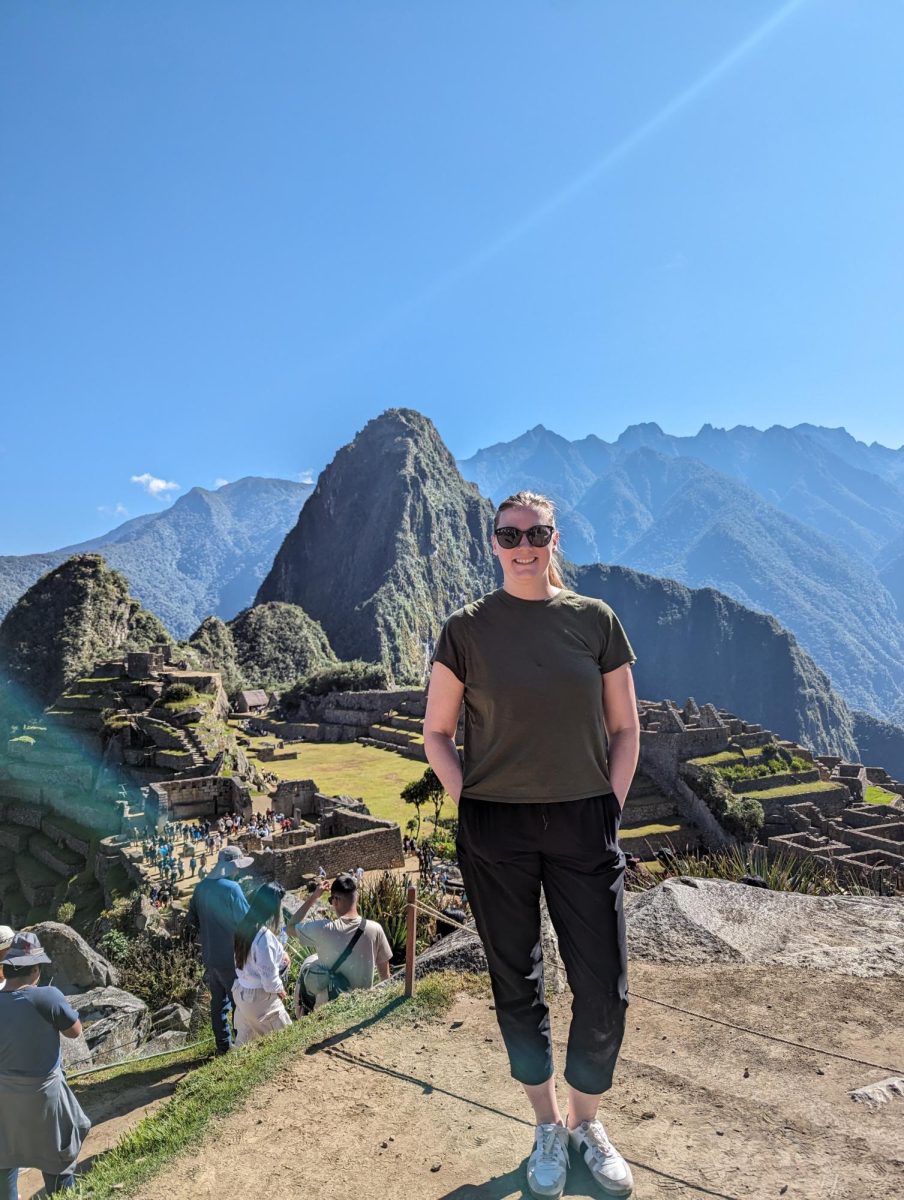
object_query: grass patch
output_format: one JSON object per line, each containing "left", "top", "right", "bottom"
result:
{"left": 864, "top": 784, "right": 900, "bottom": 806}
{"left": 247, "top": 741, "right": 427, "bottom": 826}
{"left": 74, "top": 973, "right": 482, "bottom": 1200}
{"left": 741, "top": 780, "right": 845, "bottom": 799}
{"left": 619, "top": 821, "right": 685, "bottom": 837}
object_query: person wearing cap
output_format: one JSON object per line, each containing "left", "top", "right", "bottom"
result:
{"left": 186, "top": 844, "right": 252, "bottom": 1053}
{"left": 0, "top": 933, "right": 91, "bottom": 1198}
{"left": 0, "top": 925, "right": 15, "bottom": 991}
{"left": 287, "top": 873, "right": 392, "bottom": 1014}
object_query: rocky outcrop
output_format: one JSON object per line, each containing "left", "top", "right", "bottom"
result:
{"left": 63, "top": 985, "right": 151, "bottom": 1069}
{"left": 624, "top": 877, "right": 904, "bottom": 977}
{"left": 29, "top": 920, "right": 120, "bottom": 991}
{"left": 256, "top": 409, "right": 497, "bottom": 681}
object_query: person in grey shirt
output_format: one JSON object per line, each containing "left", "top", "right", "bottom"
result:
{"left": 0, "top": 933, "right": 90, "bottom": 1199}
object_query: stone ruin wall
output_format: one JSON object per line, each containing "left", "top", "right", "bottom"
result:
{"left": 248, "top": 819, "right": 404, "bottom": 890}
{"left": 146, "top": 775, "right": 252, "bottom": 824}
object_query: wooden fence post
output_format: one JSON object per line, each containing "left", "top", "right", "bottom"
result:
{"left": 405, "top": 883, "right": 417, "bottom": 997}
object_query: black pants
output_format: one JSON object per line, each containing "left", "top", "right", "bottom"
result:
{"left": 456, "top": 793, "right": 628, "bottom": 1095}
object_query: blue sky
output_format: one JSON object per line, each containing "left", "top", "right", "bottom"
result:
{"left": 2, "top": 0, "right": 903, "bottom": 553}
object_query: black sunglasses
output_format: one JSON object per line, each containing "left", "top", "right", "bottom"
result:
{"left": 494, "top": 524, "right": 555, "bottom": 549}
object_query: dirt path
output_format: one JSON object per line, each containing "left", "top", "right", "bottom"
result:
{"left": 129, "top": 962, "right": 903, "bottom": 1200}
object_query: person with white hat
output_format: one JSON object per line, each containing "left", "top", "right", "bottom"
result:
{"left": 186, "top": 844, "right": 253, "bottom": 1052}
{"left": 0, "top": 926, "right": 15, "bottom": 991}
{"left": 0, "top": 932, "right": 91, "bottom": 1198}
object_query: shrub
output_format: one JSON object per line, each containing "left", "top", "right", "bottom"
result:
{"left": 119, "top": 934, "right": 204, "bottom": 1010}
{"left": 357, "top": 870, "right": 444, "bottom": 961}
{"left": 97, "top": 929, "right": 130, "bottom": 963}
{"left": 284, "top": 660, "right": 391, "bottom": 701}
{"left": 162, "top": 682, "right": 197, "bottom": 704}
{"left": 682, "top": 764, "right": 764, "bottom": 841}
{"left": 656, "top": 841, "right": 883, "bottom": 896}
{"left": 56, "top": 901, "right": 76, "bottom": 925}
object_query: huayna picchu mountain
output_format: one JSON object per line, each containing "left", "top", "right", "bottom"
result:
{"left": 0, "top": 554, "right": 171, "bottom": 707}
{"left": 256, "top": 409, "right": 498, "bottom": 681}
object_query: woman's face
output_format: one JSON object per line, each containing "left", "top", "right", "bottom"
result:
{"left": 492, "top": 504, "right": 559, "bottom": 583}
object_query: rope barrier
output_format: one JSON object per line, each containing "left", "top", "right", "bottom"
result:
{"left": 401, "top": 884, "right": 902, "bottom": 1075}
{"left": 66, "top": 1036, "right": 214, "bottom": 1080}
{"left": 630, "top": 992, "right": 904, "bottom": 1075}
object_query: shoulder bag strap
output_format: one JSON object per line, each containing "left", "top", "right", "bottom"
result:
{"left": 329, "top": 917, "right": 368, "bottom": 973}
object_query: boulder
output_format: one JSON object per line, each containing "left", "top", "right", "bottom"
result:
{"left": 413, "top": 891, "right": 565, "bottom": 993}
{"left": 151, "top": 1003, "right": 191, "bottom": 1033}
{"left": 28, "top": 920, "right": 120, "bottom": 991}
{"left": 140, "top": 1030, "right": 190, "bottom": 1057}
{"left": 625, "top": 877, "right": 904, "bottom": 978}
{"left": 67, "top": 985, "right": 151, "bottom": 1067}
{"left": 414, "top": 925, "right": 487, "bottom": 979}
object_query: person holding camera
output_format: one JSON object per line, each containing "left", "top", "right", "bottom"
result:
{"left": 287, "top": 873, "right": 392, "bottom": 1014}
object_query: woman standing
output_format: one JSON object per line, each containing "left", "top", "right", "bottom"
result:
{"left": 232, "top": 883, "right": 292, "bottom": 1046}
{"left": 425, "top": 490, "right": 639, "bottom": 1199}
{"left": 0, "top": 933, "right": 91, "bottom": 1199}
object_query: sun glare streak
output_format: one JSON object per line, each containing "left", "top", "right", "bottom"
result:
{"left": 304, "top": 0, "right": 809, "bottom": 374}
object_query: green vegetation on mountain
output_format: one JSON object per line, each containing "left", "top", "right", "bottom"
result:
{"left": 188, "top": 616, "right": 243, "bottom": 696}
{"left": 229, "top": 602, "right": 336, "bottom": 692}
{"left": 851, "top": 710, "right": 904, "bottom": 781}
{"left": 571, "top": 561, "right": 858, "bottom": 757}
{"left": 0, "top": 554, "right": 171, "bottom": 706}
{"left": 189, "top": 602, "right": 336, "bottom": 696}
{"left": 256, "top": 409, "right": 497, "bottom": 681}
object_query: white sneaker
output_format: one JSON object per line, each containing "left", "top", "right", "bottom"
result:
{"left": 526, "top": 1122, "right": 570, "bottom": 1198}
{"left": 568, "top": 1119, "right": 634, "bottom": 1196}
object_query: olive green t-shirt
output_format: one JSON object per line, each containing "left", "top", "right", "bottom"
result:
{"left": 432, "top": 588, "right": 637, "bottom": 804}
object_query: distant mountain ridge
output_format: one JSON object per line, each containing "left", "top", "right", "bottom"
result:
{"left": 0, "top": 477, "right": 311, "bottom": 638}
{"left": 460, "top": 422, "right": 904, "bottom": 723}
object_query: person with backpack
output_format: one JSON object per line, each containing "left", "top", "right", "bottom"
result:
{"left": 232, "top": 883, "right": 292, "bottom": 1046}
{"left": 287, "top": 873, "right": 392, "bottom": 1015}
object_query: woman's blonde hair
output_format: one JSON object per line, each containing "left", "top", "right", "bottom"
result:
{"left": 494, "top": 491, "right": 565, "bottom": 589}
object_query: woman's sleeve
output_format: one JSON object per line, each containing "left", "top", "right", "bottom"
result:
{"left": 598, "top": 606, "right": 637, "bottom": 674}
{"left": 431, "top": 614, "right": 467, "bottom": 683}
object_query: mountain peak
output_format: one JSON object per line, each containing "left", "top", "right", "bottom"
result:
{"left": 256, "top": 408, "right": 496, "bottom": 678}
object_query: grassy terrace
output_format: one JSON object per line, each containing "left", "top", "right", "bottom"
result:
{"left": 237, "top": 729, "right": 427, "bottom": 827}
{"left": 741, "top": 780, "right": 843, "bottom": 800}
{"left": 865, "top": 784, "right": 900, "bottom": 806}
{"left": 687, "top": 747, "right": 777, "bottom": 767}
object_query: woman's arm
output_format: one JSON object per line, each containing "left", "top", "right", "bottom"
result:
{"left": 602, "top": 663, "right": 640, "bottom": 810}
{"left": 423, "top": 662, "right": 465, "bottom": 806}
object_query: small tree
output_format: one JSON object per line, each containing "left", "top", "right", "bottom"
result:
{"left": 401, "top": 767, "right": 446, "bottom": 842}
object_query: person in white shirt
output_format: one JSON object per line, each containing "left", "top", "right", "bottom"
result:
{"left": 232, "top": 883, "right": 292, "bottom": 1046}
